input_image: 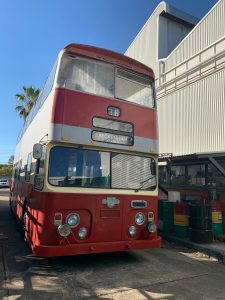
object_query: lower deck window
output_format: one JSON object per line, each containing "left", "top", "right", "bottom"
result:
{"left": 48, "top": 146, "right": 156, "bottom": 190}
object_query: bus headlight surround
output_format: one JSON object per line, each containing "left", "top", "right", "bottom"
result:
{"left": 66, "top": 213, "right": 80, "bottom": 228}
{"left": 78, "top": 227, "right": 88, "bottom": 239}
{"left": 147, "top": 222, "right": 157, "bottom": 233}
{"left": 58, "top": 224, "right": 71, "bottom": 237}
{"left": 128, "top": 226, "right": 136, "bottom": 237}
{"left": 135, "top": 212, "right": 145, "bottom": 226}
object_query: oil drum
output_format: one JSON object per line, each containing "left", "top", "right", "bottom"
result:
{"left": 163, "top": 201, "right": 174, "bottom": 233}
{"left": 189, "top": 204, "right": 213, "bottom": 243}
{"left": 158, "top": 199, "right": 164, "bottom": 231}
{"left": 174, "top": 202, "right": 189, "bottom": 238}
{"left": 211, "top": 200, "right": 223, "bottom": 237}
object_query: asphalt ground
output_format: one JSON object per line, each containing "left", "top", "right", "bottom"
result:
{"left": 1, "top": 188, "right": 225, "bottom": 300}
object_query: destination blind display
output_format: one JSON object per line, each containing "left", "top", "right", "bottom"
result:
{"left": 92, "top": 117, "right": 134, "bottom": 146}
{"left": 92, "top": 131, "right": 133, "bottom": 146}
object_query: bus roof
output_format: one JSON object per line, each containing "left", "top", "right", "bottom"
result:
{"left": 63, "top": 43, "right": 154, "bottom": 79}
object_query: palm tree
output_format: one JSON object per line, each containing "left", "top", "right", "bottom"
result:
{"left": 15, "top": 86, "right": 40, "bottom": 123}
{"left": 8, "top": 155, "right": 14, "bottom": 165}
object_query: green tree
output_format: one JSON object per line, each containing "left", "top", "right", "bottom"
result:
{"left": 0, "top": 165, "right": 12, "bottom": 178}
{"left": 15, "top": 86, "right": 40, "bottom": 123}
{"left": 8, "top": 155, "right": 14, "bottom": 165}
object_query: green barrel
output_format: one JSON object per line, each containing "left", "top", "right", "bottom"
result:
{"left": 158, "top": 199, "right": 164, "bottom": 231}
{"left": 174, "top": 225, "right": 189, "bottom": 238}
{"left": 163, "top": 201, "right": 174, "bottom": 233}
{"left": 158, "top": 199, "right": 164, "bottom": 219}
{"left": 174, "top": 203, "right": 189, "bottom": 238}
{"left": 212, "top": 223, "right": 223, "bottom": 237}
{"left": 211, "top": 200, "right": 223, "bottom": 238}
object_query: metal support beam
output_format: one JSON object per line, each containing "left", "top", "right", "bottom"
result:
{"left": 207, "top": 156, "right": 225, "bottom": 177}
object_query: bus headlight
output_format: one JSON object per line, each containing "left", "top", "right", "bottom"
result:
{"left": 135, "top": 212, "right": 145, "bottom": 225}
{"left": 78, "top": 227, "right": 88, "bottom": 239}
{"left": 147, "top": 222, "right": 157, "bottom": 233}
{"left": 128, "top": 226, "right": 136, "bottom": 237}
{"left": 66, "top": 213, "right": 80, "bottom": 228}
{"left": 58, "top": 224, "right": 71, "bottom": 237}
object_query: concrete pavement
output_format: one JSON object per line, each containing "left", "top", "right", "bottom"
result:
{"left": 1, "top": 188, "right": 225, "bottom": 299}
{"left": 161, "top": 232, "right": 225, "bottom": 262}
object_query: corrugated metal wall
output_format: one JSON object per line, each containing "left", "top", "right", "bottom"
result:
{"left": 125, "top": 2, "right": 195, "bottom": 79}
{"left": 157, "top": 0, "right": 225, "bottom": 156}
{"left": 126, "top": 0, "right": 225, "bottom": 156}
{"left": 125, "top": 3, "right": 164, "bottom": 78}
{"left": 158, "top": 68, "right": 225, "bottom": 155}
{"left": 165, "top": 0, "right": 225, "bottom": 71}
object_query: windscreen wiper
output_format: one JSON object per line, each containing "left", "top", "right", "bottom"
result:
{"left": 135, "top": 176, "right": 155, "bottom": 192}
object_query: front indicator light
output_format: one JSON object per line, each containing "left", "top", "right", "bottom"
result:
{"left": 58, "top": 224, "right": 71, "bottom": 237}
{"left": 135, "top": 212, "right": 145, "bottom": 225}
{"left": 128, "top": 226, "right": 136, "bottom": 237}
{"left": 147, "top": 222, "right": 157, "bottom": 233}
{"left": 78, "top": 227, "right": 88, "bottom": 239}
{"left": 66, "top": 213, "right": 80, "bottom": 228}
{"left": 54, "top": 213, "right": 62, "bottom": 226}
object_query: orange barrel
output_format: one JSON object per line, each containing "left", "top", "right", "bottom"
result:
{"left": 211, "top": 200, "right": 223, "bottom": 237}
{"left": 174, "top": 202, "right": 189, "bottom": 237}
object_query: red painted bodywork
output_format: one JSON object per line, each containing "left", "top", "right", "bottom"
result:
{"left": 51, "top": 88, "right": 157, "bottom": 140}
{"left": 63, "top": 44, "right": 154, "bottom": 79}
{"left": 22, "top": 191, "right": 161, "bottom": 257}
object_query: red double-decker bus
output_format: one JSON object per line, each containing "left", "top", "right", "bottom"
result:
{"left": 10, "top": 44, "right": 161, "bottom": 257}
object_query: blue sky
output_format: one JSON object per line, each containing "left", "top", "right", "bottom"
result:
{"left": 0, "top": 0, "right": 218, "bottom": 164}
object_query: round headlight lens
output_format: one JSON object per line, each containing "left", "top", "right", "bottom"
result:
{"left": 66, "top": 213, "right": 80, "bottom": 228}
{"left": 78, "top": 227, "right": 88, "bottom": 239}
{"left": 135, "top": 212, "right": 145, "bottom": 226}
{"left": 128, "top": 226, "right": 136, "bottom": 237}
{"left": 147, "top": 222, "right": 157, "bottom": 233}
{"left": 58, "top": 224, "right": 71, "bottom": 237}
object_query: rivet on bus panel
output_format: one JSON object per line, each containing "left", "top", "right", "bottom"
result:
{"left": 54, "top": 213, "right": 62, "bottom": 226}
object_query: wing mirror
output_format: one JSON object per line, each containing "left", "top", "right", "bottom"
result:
{"left": 33, "top": 143, "right": 42, "bottom": 159}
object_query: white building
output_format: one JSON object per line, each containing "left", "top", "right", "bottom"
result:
{"left": 125, "top": 0, "right": 225, "bottom": 157}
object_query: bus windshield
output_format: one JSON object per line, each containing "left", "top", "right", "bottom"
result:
{"left": 48, "top": 147, "right": 157, "bottom": 190}
{"left": 56, "top": 54, "right": 155, "bottom": 108}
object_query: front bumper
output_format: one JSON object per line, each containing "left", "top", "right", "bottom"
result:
{"left": 33, "top": 237, "right": 162, "bottom": 257}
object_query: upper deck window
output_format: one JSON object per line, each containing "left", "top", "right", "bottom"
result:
{"left": 57, "top": 55, "right": 114, "bottom": 98}
{"left": 115, "top": 69, "right": 154, "bottom": 107}
{"left": 56, "top": 54, "right": 155, "bottom": 108}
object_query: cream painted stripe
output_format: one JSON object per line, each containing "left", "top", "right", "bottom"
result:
{"left": 44, "top": 181, "right": 158, "bottom": 196}
{"left": 50, "top": 123, "right": 158, "bottom": 154}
